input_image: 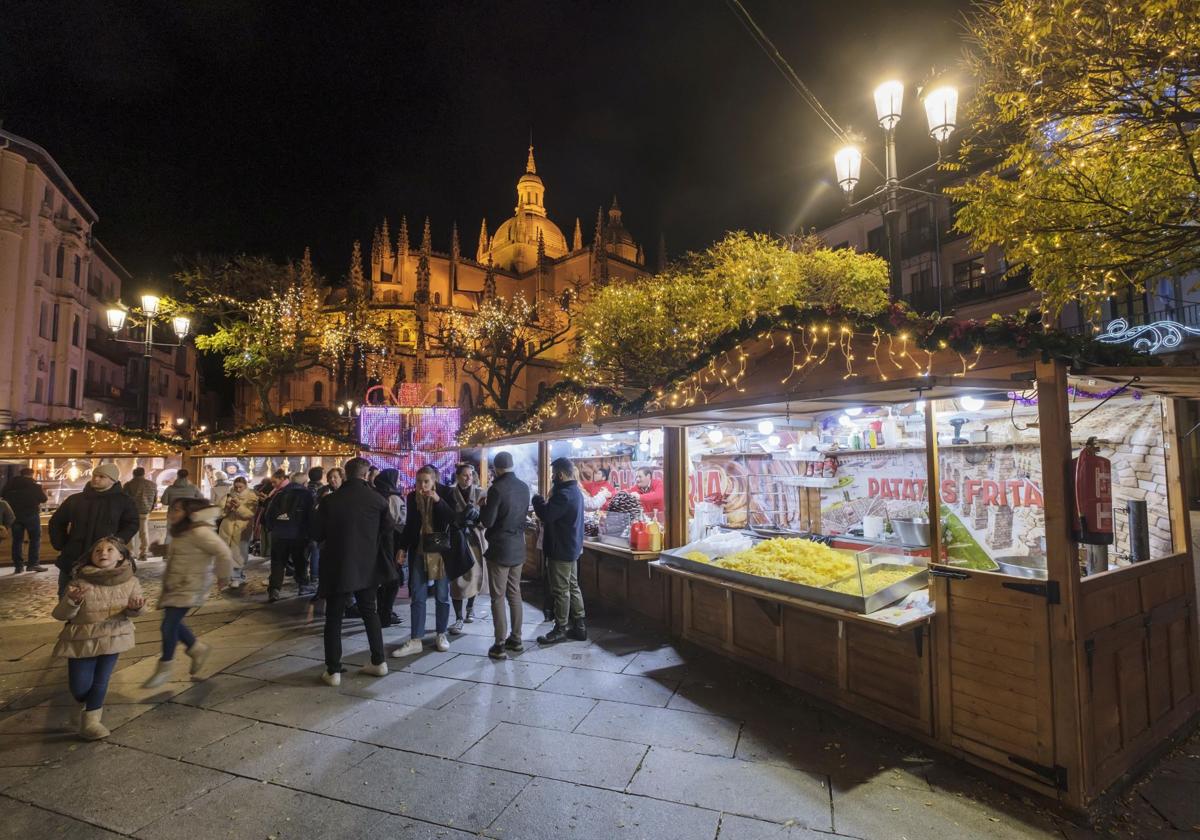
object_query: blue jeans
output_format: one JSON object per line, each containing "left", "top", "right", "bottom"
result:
{"left": 11, "top": 517, "right": 40, "bottom": 569}
{"left": 161, "top": 606, "right": 196, "bottom": 661}
{"left": 67, "top": 653, "right": 119, "bottom": 711}
{"left": 407, "top": 555, "right": 450, "bottom": 638}
{"left": 307, "top": 540, "right": 320, "bottom": 581}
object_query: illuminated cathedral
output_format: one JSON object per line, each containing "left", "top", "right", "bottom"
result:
{"left": 237, "top": 146, "right": 653, "bottom": 424}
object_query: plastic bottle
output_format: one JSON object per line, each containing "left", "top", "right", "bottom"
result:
{"left": 630, "top": 520, "right": 648, "bottom": 552}
{"left": 648, "top": 512, "right": 664, "bottom": 552}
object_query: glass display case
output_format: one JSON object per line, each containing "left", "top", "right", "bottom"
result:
{"left": 484, "top": 442, "right": 539, "bottom": 508}
{"left": 26, "top": 456, "right": 183, "bottom": 509}
{"left": 197, "top": 455, "right": 341, "bottom": 499}
{"left": 549, "top": 430, "right": 665, "bottom": 550}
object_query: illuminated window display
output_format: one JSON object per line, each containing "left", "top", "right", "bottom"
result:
{"left": 484, "top": 442, "right": 539, "bottom": 503}
{"left": 548, "top": 430, "right": 665, "bottom": 549}
{"left": 28, "top": 456, "right": 183, "bottom": 508}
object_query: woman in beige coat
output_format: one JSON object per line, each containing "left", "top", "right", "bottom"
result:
{"left": 144, "top": 499, "right": 232, "bottom": 689}
{"left": 53, "top": 536, "right": 145, "bottom": 740}
{"left": 218, "top": 476, "right": 258, "bottom": 587}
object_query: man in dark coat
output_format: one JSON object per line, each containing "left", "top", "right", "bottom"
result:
{"left": 264, "top": 472, "right": 316, "bottom": 601}
{"left": 479, "top": 451, "right": 531, "bottom": 660}
{"left": 3, "top": 467, "right": 48, "bottom": 572}
{"left": 533, "top": 457, "right": 587, "bottom": 645}
{"left": 311, "top": 457, "right": 396, "bottom": 685}
{"left": 47, "top": 463, "right": 138, "bottom": 596}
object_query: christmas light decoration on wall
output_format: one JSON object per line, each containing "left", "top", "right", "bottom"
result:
{"left": 1094, "top": 317, "right": 1200, "bottom": 354}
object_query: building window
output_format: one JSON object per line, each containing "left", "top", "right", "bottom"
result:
{"left": 55, "top": 245, "right": 65, "bottom": 278}
{"left": 73, "top": 255, "right": 81, "bottom": 286}
{"left": 43, "top": 185, "right": 53, "bottom": 207}
{"left": 434, "top": 292, "right": 441, "bottom": 305}
{"left": 42, "top": 243, "right": 51, "bottom": 275}
{"left": 52, "top": 304, "right": 60, "bottom": 341}
{"left": 34, "top": 378, "right": 43, "bottom": 403}
{"left": 39, "top": 303, "right": 49, "bottom": 339}
{"left": 71, "top": 314, "right": 80, "bottom": 346}
{"left": 48, "top": 361, "right": 57, "bottom": 404}
{"left": 906, "top": 205, "right": 931, "bottom": 234}
{"left": 866, "top": 226, "right": 885, "bottom": 256}
{"left": 313, "top": 381, "right": 324, "bottom": 403}
{"left": 952, "top": 257, "right": 987, "bottom": 297}
{"left": 909, "top": 268, "right": 932, "bottom": 294}
{"left": 68, "top": 368, "right": 79, "bottom": 408}
{"left": 435, "top": 383, "right": 444, "bottom": 404}
{"left": 87, "top": 359, "right": 95, "bottom": 384}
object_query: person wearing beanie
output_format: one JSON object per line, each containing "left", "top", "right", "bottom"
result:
{"left": 48, "top": 464, "right": 139, "bottom": 597}
{"left": 478, "top": 450, "right": 531, "bottom": 660}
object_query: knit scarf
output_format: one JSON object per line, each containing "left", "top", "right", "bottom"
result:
{"left": 413, "top": 492, "right": 446, "bottom": 580}
{"left": 74, "top": 562, "right": 134, "bottom": 587}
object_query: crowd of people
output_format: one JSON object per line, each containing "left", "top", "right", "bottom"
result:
{"left": 5, "top": 450, "right": 588, "bottom": 740}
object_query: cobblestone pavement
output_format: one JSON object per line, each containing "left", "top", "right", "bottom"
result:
{"left": 0, "top": 569, "right": 1195, "bottom": 839}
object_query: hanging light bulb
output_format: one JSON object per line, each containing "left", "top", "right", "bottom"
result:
{"left": 961, "top": 396, "right": 985, "bottom": 411}
{"left": 757, "top": 419, "right": 775, "bottom": 435}
{"left": 707, "top": 428, "right": 724, "bottom": 444}
{"left": 844, "top": 407, "right": 863, "bottom": 416}
{"left": 915, "top": 399, "right": 927, "bottom": 413}
{"left": 838, "top": 414, "right": 853, "bottom": 428}
{"left": 570, "top": 438, "right": 583, "bottom": 450}
{"left": 767, "top": 434, "right": 781, "bottom": 448}
{"left": 833, "top": 145, "right": 861, "bottom": 195}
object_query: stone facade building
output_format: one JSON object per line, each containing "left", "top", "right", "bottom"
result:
{"left": 237, "top": 146, "right": 652, "bottom": 423}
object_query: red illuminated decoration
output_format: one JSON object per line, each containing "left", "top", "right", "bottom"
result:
{"left": 358, "top": 405, "right": 460, "bottom": 489}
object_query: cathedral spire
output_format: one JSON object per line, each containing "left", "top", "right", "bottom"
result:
{"left": 380, "top": 218, "right": 392, "bottom": 260}
{"left": 476, "top": 218, "right": 489, "bottom": 262}
{"left": 415, "top": 217, "right": 431, "bottom": 305}
{"left": 397, "top": 216, "right": 410, "bottom": 255}
{"left": 483, "top": 255, "right": 496, "bottom": 301}
{"left": 572, "top": 217, "right": 583, "bottom": 251}
{"left": 347, "top": 241, "right": 366, "bottom": 302}
{"left": 526, "top": 143, "right": 537, "bottom": 174}
{"left": 591, "top": 206, "right": 609, "bottom": 285}
{"left": 449, "top": 222, "right": 460, "bottom": 292}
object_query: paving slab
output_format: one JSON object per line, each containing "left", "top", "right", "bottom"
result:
{"left": 428, "top": 652, "right": 560, "bottom": 689}
{"left": 398, "top": 649, "right": 461, "bottom": 674}
{"left": 716, "top": 813, "right": 840, "bottom": 839}
{"left": 0, "top": 701, "right": 153, "bottom": 735}
{"left": 538, "top": 666, "right": 678, "bottom": 707}
{"left": 0, "top": 655, "right": 59, "bottom": 676}
{"left": 370, "top": 815, "right": 481, "bottom": 839}
{"left": 338, "top": 669, "right": 474, "bottom": 708}
{"left": 211, "top": 681, "right": 363, "bottom": 730}
{"left": 0, "top": 796, "right": 125, "bottom": 839}
{"left": 486, "top": 776, "right": 722, "bottom": 840}
{"left": 0, "top": 765, "right": 38, "bottom": 790}
{"left": 627, "top": 746, "right": 833, "bottom": 829}
{"left": 107, "top": 703, "right": 255, "bottom": 758}
{"left": 133, "top": 776, "right": 391, "bottom": 840}
{"left": 323, "top": 697, "right": 499, "bottom": 759}
{"left": 515, "top": 639, "right": 640, "bottom": 673}
{"left": 1138, "top": 775, "right": 1200, "bottom": 831}
{"left": 294, "top": 744, "right": 531, "bottom": 833}
{"left": 168, "top": 672, "right": 265, "bottom": 709}
{"left": 230, "top": 653, "right": 330, "bottom": 684}
{"left": 442, "top": 682, "right": 597, "bottom": 732}
{"left": 831, "top": 779, "right": 1064, "bottom": 840}
{"left": 186, "top": 720, "right": 376, "bottom": 783}
{"left": 460, "top": 720, "right": 646, "bottom": 790}
{"left": 575, "top": 699, "right": 741, "bottom": 756}
{"left": 5, "top": 742, "right": 233, "bottom": 835}
{"left": 667, "top": 677, "right": 807, "bottom": 722}
{"left": 619, "top": 647, "right": 695, "bottom": 681}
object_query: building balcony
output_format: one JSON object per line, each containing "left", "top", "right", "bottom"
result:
{"left": 900, "top": 227, "right": 934, "bottom": 258}
{"left": 951, "top": 266, "right": 1032, "bottom": 305}
{"left": 84, "top": 380, "right": 139, "bottom": 408}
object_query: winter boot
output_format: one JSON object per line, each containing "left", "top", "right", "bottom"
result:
{"left": 187, "top": 641, "right": 211, "bottom": 676}
{"left": 79, "top": 708, "right": 110, "bottom": 740}
{"left": 537, "top": 625, "right": 569, "bottom": 645}
{"left": 142, "top": 660, "right": 174, "bottom": 689}
{"left": 567, "top": 619, "right": 588, "bottom": 641}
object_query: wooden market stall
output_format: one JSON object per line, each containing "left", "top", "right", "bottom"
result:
{"left": 185, "top": 423, "right": 360, "bottom": 494}
{"left": 472, "top": 321, "right": 1199, "bottom": 811}
{"left": 0, "top": 421, "right": 190, "bottom": 557}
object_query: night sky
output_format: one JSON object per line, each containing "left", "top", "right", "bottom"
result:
{"left": 1, "top": 0, "right": 970, "bottom": 283}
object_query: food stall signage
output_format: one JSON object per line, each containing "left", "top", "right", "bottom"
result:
{"left": 939, "top": 478, "right": 1045, "bottom": 508}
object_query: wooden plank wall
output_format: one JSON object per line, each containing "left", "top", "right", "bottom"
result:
{"left": 1080, "top": 554, "right": 1199, "bottom": 794}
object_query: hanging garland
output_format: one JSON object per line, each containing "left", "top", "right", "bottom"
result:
{"left": 1006, "top": 384, "right": 1142, "bottom": 406}
{"left": 194, "top": 421, "right": 361, "bottom": 450}
{"left": 459, "top": 303, "right": 1151, "bottom": 444}
{"left": 0, "top": 420, "right": 187, "bottom": 455}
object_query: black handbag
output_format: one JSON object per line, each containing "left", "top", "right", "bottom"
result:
{"left": 422, "top": 529, "right": 451, "bottom": 554}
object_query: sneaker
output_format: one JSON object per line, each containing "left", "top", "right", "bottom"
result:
{"left": 448, "top": 619, "right": 464, "bottom": 636}
{"left": 298, "top": 585, "right": 316, "bottom": 597}
{"left": 321, "top": 671, "right": 341, "bottom": 687}
{"left": 504, "top": 636, "right": 525, "bottom": 652}
{"left": 391, "top": 638, "right": 424, "bottom": 658}
{"left": 464, "top": 608, "right": 475, "bottom": 624}
{"left": 26, "top": 564, "right": 47, "bottom": 573}
{"left": 488, "top": 643, "right": 508, "bottom": 660}
{"left": 186, "top": 641, "right": 211, "bottom": 675}
{"left": 359, "top": 662, "right": 388, "bottom": 677}
{"left": 537, "top": 626, "right": 569, "bottom": 645}
{"left": 435, "top": 633, "right": 450, "bottom": 652}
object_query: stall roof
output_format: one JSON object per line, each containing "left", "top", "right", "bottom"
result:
{"left": 190, "top": 423, "right": 359, "bottom": 457}
{"left": 0, "top": 422, "right": 185, "bottom": 458}
{"left": 1074, "top": 366, "right": 1200, "bottom": 401}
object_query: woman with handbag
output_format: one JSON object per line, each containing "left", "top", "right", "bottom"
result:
{"left": 392, "top": 466, "right": 456, "bottom": 657}
{"left": 448, "top": 463, "right": 488, "bottom": 635}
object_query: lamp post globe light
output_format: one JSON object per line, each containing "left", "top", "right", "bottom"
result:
{"left": 105, "top": 293, "right": 192, "bottom": 432}
{"left": 833, "top": 78, "right": 958, "bottom": 299}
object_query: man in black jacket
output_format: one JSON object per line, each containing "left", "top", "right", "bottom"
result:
{"left": 311, "top": 457, "right": 395, "bottom": 686}
{"left": 479, "top": 451, "right": 531, "bottom": 660}
{"left": 48, "top": 464, "right": 138, "bottom": 596}
{"left": 533, "top": 458, "right": 587, "bottom": 645}
{"left": 264, "top": 472, "right": 316, "bottom": 601}
{"left": 3, "top": 467, "right": 48, "bottom": 572}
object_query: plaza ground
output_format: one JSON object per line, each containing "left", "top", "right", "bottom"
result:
{"left": 0, "top": 556, "right": 1197, "bottom": 839}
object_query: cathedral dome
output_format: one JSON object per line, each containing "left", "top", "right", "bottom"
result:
{"left": 491, "top": 213, "right": 568, "bottom": 255}
{"left": 483, "top": 144, "right": 569, "bottom": 271}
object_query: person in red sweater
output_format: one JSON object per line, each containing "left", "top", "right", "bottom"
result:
{"left": 629, "top": 468, "right": 664, "bottom": 517}
{"left": 579, "top": 465, "right": 614, "bottom": 511}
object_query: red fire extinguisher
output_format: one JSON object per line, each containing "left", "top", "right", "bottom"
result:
{"left": 1071, "top": 437, "right": 1113, "bottom": 545}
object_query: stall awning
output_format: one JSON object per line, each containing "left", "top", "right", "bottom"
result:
{"left": 1076, "top": 366, "right": 1200, "bottom": 401}
{"left": 0, "top": 422, "right": 185, "bottom": 458}
{"left": 189, "top": 424, "right": 359, "bottom": 457}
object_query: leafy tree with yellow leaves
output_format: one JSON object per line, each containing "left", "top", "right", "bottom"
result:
{"left": 568, "top": 232, "right": 889, "bottom": 388}
{"left": 949, "top": 0, "right": 1200, "bottom": 316}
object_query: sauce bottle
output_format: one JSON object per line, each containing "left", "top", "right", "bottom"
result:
{"left": 630, "top": 519, "right": 647, "bottom": 551}
{"left": 648, "top": 513, "right": 663, "bottom": 552}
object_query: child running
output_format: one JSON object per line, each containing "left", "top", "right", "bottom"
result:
{"left": 52, "top": 536, "right": 145, "bottom": 740}
{"left": 143, "top": 499, "right": 232, "bottom": 688}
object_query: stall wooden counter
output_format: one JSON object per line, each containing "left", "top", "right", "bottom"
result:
{"left": 579, "top": 541, "right": 666, "bottom": 623}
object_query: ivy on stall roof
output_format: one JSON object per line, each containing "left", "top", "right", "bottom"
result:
{"left": 459, "top": 302, "right": 1152, "bottom": 444}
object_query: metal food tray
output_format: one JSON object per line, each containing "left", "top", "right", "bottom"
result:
{"left": 659, "top": 549, "right": 928, "bottom": 615}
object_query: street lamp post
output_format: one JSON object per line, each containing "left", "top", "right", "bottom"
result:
{"left": 834, "top": 79, "right": 958, "bottom": 301}
{"left": 106, "top": 294, "right": 191, "bottom": 432}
